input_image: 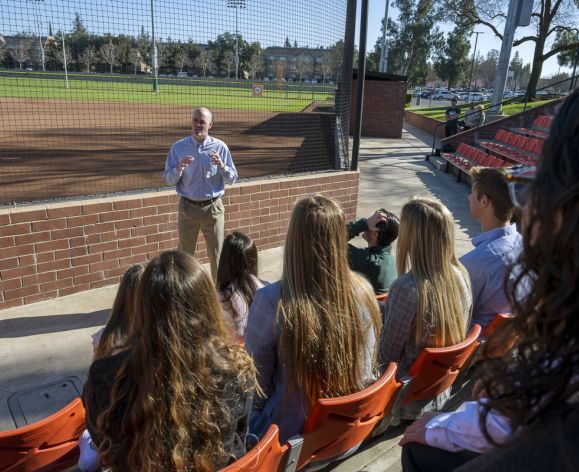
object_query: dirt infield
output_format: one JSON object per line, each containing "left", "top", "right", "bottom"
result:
{"left": 0, "top": 98, "right": 336, "bottom": 205}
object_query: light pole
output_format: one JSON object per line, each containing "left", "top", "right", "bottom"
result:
{"left": 150, "top": 0, "right": 159, "bottom": 92}
{"left": 379, "top": 0, "right": 390, "bottom": 73}
{"left": 227, "top": 0, "right": 246, "bottom": 80}
{"left": 465, "top": 31, "right": 481, "bottom": 103}
{"left": 61, "top": 32, "right": 69, "bottom": 89}
{"left": 30, "top": 0, "right": 46, "bottom": 71}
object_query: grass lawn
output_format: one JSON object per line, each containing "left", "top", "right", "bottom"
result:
{"left": 410, "top": 99, "right": 554, "bottom": 120}
{"left": 0, "top": 72, "right": 335, "bottom": 112}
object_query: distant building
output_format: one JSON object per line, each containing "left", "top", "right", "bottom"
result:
{"left": 262, "top": 46, "right": 337, "bottom": 82}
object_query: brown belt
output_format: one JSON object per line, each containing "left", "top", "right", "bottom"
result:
{"left": 183, "top": 196, "right": 220, "bottom": 206}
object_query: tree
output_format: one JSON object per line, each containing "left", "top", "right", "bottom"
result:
{"left": 443, "top": 0, "right": 579, "bottom": 97}
{"left": 555, "top": 30, "right": 579, "bottom": 67}
{"left": 99, "top": 42, "right": 119, "bottom": 73}
{"left": 433, "top": 23, "right": 472, "bottom": 89}
{"left": 174, "top": 49, "right": 191, "bottom": 73}
{"left": 9, "top": 38, "right": 32, "bottom": 69}
{"left": 382, "top": 0, "right": 444, "bottom": 85}
{"left": 284, "top": 36, "right": 291, "bottom": 48}
{"left": 194, "top": 49, "right": 214, "bottom": 76}
{"left": 294, "top": 54, "right": 309, "bottom": 81}
{"left": 222, "top": 50, "right": 236, "bottom": 78}
{"left": 246, "top": 51, "right": 263, "bottom": 79}
{"left": 320, "top": 54, "right": 334, "bottom": 83}
{"left": 79, "top": 45, "right": 97, "bottom": 72}
{"left": 127, "top": 48, "right": 141, "bottom": 74}
{"left": 474, "top": 49, "right": 499, "bottom": 88}
{"left": 293, "top": 39, "right": 298, "bottom": 48}
{"left": 54, "top": 43, "right": 74, "bottom": 70}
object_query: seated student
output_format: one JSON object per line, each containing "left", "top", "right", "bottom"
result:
{"left": 347, "top": 209, "right": 399, "bottom": 294}
{"left": 79, "top": 264, "right": 145, "bottom": 472}
{"left": 83, "top": 251, "right": 256, "bottom": 472}
{"left": 463, "top": 104, "right": 485, "bottom": 130}
{"left": 245, "top": 195, "right": 381, "bottom": 442}
{"left": 92, "top": 264, "right": 144, "bottom": 359}
{"left": 400, "top": 89, "right": 579, "bottom": 471}
{"left": 460, "top": 167, "right": 522, "bottom": 330}
{"left": 379, "top": 198, "right": 472, "bottom": 421}
{"left": 217, "top": 232, "right": 269, "bottom": 340}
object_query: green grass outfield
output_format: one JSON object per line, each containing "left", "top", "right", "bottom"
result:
{"left": 0, "top": 71, "right": 335, "bottom": 112}
{"left": 409, "top": 99, "right": 554, "bottom": 120}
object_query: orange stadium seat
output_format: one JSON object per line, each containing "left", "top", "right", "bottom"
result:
{"left": 292, "top": 363, "right": 401, "bottom": 470}
{"left": 0, "top": 398, "right": 85, "bottom": 472}
{"left": 220, "top": 424, "right": 299, "bottom": 472}
{"left": 399, "top": 325, "right": 482, "bottom": 405}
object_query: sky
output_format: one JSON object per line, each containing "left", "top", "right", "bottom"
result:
{"left": 355, "top": 0, "right": 573, "bottom": 78}
{"left": 0, "top": 0, "right": 572, "bottom": 78}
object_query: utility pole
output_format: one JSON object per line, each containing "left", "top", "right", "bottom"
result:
{"left": 150, "top": 0, "right": 158, "bottom": 92}
{"left": 489, "top": 0, "right": 522, "bottom": 115}
{"left": 465, "top": 32, "right": 481, "bottom": 102}
{"left": 379, "top": 0, "right": 390, "bottom": 73}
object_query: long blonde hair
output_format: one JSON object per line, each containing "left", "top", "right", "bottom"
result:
{"left": 396, "top": 198, "right": 470, "bottom": 346}
{"left": 278, "top": 195, "right": 381, "bottom": 409}
{"left": 95, "top": 251, "right": 255, "bottom": 471}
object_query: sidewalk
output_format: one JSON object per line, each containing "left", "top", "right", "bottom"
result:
{"left": 0, "top": 123, "right": 477, "bottom": 469}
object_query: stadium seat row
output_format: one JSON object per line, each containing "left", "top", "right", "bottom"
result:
{"left": 440, "top": 143, "right": 511, "bottom": 181}
{"left": 479, "top": 130, "right": 540, "bottom": 165}
{"left": 518, "top": 114, "right": 552, "bottom": 140}
{"left": 5, "top": 319, "right": 517, "bottom": 471}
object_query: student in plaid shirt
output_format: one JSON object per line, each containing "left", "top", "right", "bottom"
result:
{"left": 379, "top": 198, "right": 472, "bottom": 421}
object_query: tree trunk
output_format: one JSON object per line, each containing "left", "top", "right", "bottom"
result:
{"left": 526, "top": 43, "right": 545, "bottom": 99}
{"left": 110, "top": 63, "right": 113, "bottom": 74}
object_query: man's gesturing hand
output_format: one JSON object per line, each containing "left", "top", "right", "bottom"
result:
{"left": 177, "top": 156, "right": 194, "bottom": 172}
{"left": 209, "top": 151, "right": 225, "bottom": 169}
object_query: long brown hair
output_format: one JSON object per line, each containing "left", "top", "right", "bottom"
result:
{"left": 278, "top": 195, "right": 381, "bottom": 409}
{"left": 480, "top": 91, "right": 579, "bottom": 439}
{"left": 216, "top": 231, "right": 259, "bottom": 317}
{"left": 95, "top": 251, "right": 255, "bottom": 471}
{"left": 94, "top": 264, "right": 144, "bottom": 361}
{"left": 396, "top": 198, "right": 470, "bottom": 346}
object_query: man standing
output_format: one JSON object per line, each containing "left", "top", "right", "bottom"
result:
{"left": 444, "top": 97, "right": 461, "bottom": 137}
{"left": 163, "top": 107, "right": 237, "bottom": 281}
{"left": 460, "top": 167, "right": 522, "bottom": 330}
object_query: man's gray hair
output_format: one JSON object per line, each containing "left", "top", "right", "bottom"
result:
{"left": 192, "top": 107, "right": 213, "bottom": 122}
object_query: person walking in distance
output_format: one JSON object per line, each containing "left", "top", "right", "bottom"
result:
{"left": 164, "top": 107, "right": 237, "bottom": 281}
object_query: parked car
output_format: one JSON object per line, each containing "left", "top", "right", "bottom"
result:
{"left": 433, "top": 91, "right": 459, "bottom": 100}
{"left": 466, "top": 92, "right": 485, "bottom": 102}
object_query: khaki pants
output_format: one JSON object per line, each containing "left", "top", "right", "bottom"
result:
{"left": 178, "top": 197, "right": 224, "bottom": 282}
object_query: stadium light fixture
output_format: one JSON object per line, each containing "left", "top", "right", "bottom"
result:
{"left": 227, "top": 0, "right": 247, "bottom": 80}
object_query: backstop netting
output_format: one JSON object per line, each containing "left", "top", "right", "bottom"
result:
{"left": 0, "top": 0, "right": 352, "bottom": 206}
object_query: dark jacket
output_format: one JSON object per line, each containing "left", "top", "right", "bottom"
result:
{"left": 347, "top": 218, "right": 397, "bottom": 294}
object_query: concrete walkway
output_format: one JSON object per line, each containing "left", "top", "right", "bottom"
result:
{"left": 0, "top": 123, "right": 477, "bottom": 470}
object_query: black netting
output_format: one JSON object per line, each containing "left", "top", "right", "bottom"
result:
{"left": 0, "top": 0, "right": 351, "bottom": 205}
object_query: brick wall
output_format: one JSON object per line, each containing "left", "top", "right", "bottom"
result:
{"left": 0, "top": 171, "right": 359, "bottom": 310}
{"left": 350, "top": 79, "right": 407, "bottom": 138}
{"left": 404, "top": 111, "right": 445, "bottom": 140}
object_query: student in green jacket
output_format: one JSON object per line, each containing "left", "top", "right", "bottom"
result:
{"left": 347, "top": 209, "right": 399, "bottom": 295}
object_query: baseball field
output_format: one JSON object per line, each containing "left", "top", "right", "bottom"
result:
{"left": 0, "top": 72, "right": 338, "bottom": 205}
